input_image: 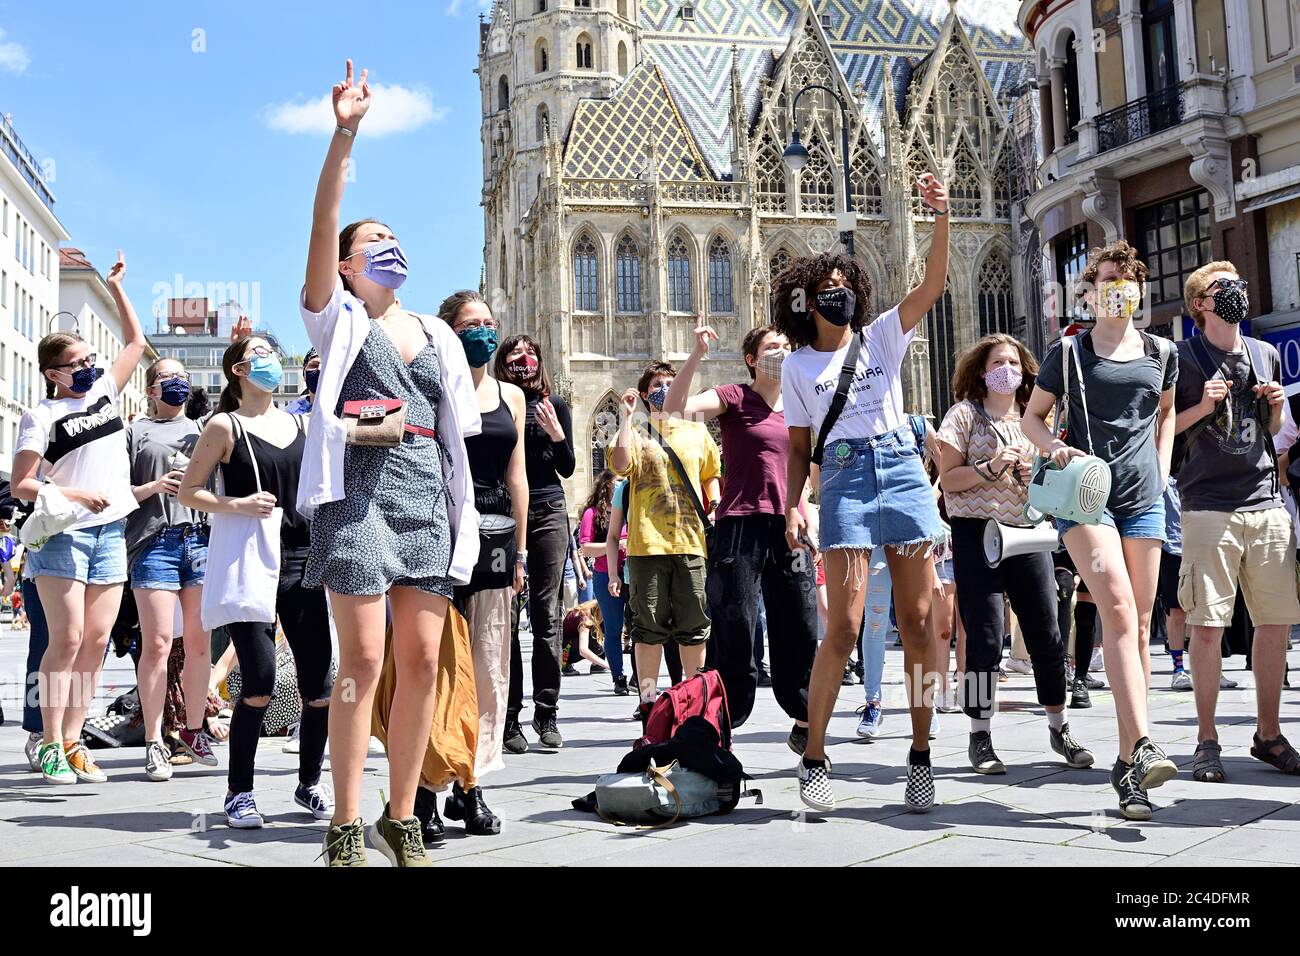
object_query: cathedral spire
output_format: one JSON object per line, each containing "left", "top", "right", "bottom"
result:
{"left": 729, "top": 44, "right": 749, "bottom": 181}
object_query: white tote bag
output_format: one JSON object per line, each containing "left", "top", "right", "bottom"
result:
{"left": 201, "top": 416, "right": 282, "bottom": 631}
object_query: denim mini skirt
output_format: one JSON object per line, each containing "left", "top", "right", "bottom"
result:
{"left": 818, "top": 426, "right": 945, "bottom": 555}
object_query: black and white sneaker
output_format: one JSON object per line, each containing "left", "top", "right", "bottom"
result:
{"left": 797, "top": 758, "right": 835, "bottom": 812}
{"left": 905, "top": 759, "right": 935, "bottom": 813}
{"left": 1110, "top": 759, "right": 1153, "bottom": 821}
{"left": 1068, "top": 678, "right": 1092, "bottom": 709}
{"left": 1049, "top": 722, "right": 1095, "bottom": 768}
{"left": 294, "top": 782, "right": 335, "bottom": 820}
{"left": 1131, "top": 738, "right": 1177, "bottom": 790}
{"left": 787, "top": 724, "right": 809, "bottom": 756}
{"left": 968, "top": 731, "right": 1006, "bottom": 774}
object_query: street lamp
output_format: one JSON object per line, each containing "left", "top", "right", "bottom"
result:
{"left": 783, "top": 83, "right": 856, "bottom": 256}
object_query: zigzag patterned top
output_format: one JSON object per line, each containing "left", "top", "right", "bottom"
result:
{"left": 937, "top": 399, "right": 1038, "bottom": 527}
{"left": 637, "top": 0, "right": 1032, "bottom": 177}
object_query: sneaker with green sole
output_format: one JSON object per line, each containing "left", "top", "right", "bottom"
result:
{"left": 320, "top": 819, "right": 368, "bottom": 867}
{"left": 369, "top": 801, "right": 431, "bottom": 868}
{"left": 39, "top": 742, "right": 77, "bottom": 785}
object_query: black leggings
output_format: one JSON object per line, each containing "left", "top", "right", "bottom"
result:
{"left": 226, "top": 551, "right": 333, "bottom": 794}
{"left": 951, "top": 517, "right": 1067, "bottom": 721}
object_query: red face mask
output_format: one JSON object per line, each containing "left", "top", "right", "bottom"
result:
{"left": 507, "top": 354, "right": 539, "bottom": 380}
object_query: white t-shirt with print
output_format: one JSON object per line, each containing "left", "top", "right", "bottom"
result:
{"left": 781, "top": 305, "right": 916, "bottom": 446}
{"left": 15, "top": 374, "right": 138, "bottom": 532}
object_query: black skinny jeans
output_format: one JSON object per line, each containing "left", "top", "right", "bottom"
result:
{"left": 705, "top": 514, "right": 818, "bottom": 726}
{"left": 950, "top": 517, "right": 1066, "bottom": 721}
{"left": 226, "top": 550, "right": 333, "bottom": 794}
{"left": 507, "top": 497, "right": 569, "bottom": 721}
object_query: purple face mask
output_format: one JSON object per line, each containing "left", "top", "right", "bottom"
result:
{"left": 352, "top": 239, "right": 408, "bottom": 290}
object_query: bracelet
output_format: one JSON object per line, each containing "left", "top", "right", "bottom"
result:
{"left": 516, "top": 550, "right": 528, "bottom": 563}
{"left": 335, "top": 125, "right": 355, "bottom": 138}
{"left": 925, "top": 202, "right": 949, "bottom": 217}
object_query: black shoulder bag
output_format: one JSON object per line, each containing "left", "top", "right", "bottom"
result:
{"left": 644, "top": 421, "right": 714, "bottom": 553}
{"left": 810, "top": 331, "right": 863, "bottom": 467}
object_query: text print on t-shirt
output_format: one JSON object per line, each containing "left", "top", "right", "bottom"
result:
{"left": 44, "top": 396, "right": 124, "bottom": 465}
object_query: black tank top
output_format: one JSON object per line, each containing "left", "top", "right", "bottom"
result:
{"left": 465, "top": 381, "right": 517, "bottom": 516}
{"left": 219, "top": 412, "right": 310, "bottom": 550}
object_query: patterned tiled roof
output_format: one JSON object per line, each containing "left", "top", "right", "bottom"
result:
{"left": 639, "top": 0, "right": 1032, "bottom": 177}
{"left": 563, "top": 61, "right": 710, "bottom": 181}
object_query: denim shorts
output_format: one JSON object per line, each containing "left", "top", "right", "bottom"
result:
{"left": 935, "top": 557, "right": 955, "bottom": 584}
{"left": 818, "top": 426, "right": 945, "bottom": 554}
{"left": 1056, "top": 497, "right": 1165, "bottom": 540}
{"left": 130, "top": 524, "right": 209, "bottom": 590}
{"left": 26, "top": 519, "right": 128, "bottom": 585}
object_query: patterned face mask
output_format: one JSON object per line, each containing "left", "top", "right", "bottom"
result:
{"left": 1210, "top": 282, "right": 1249, "bottom": 324}
{"left": 983, "top": 364, "right": 1023, "bottom": 395}
{"left": 1095, "top": 279, "right": 1142, "bottom": 320}
{"left": 755, "top": 349, "right": 788, "bottom": 381}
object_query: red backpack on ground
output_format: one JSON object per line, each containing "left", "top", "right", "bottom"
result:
{"left": 635, "top": 669, "right": 732, "bottom": 751}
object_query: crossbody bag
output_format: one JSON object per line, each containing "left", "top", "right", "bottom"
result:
{"left": 644, "top": 420, "right": 715, "bottom": 553}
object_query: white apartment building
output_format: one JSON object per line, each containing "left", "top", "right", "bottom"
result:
{"left": 59, "top": 247, "right": 157, "bottom": 421}
{"left": 0, "top": 114, "right": 69, "bottom": 479}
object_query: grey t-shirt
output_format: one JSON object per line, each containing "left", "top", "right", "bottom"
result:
{"left": 125, "top": 415, "right": 202, "bottom": 568}
{"left": 1173, "top": 335, "right": 1281, "bottom": 513}
{"left": 1035, "top": 331, "right": 1177, "bottom": 519}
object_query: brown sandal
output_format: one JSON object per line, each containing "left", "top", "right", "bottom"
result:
{"left": 1251, "top": 733, "right": 1300, "bottom": 774}
{"left": 1192, "top": 740, "right": 1225, "bottom": 783}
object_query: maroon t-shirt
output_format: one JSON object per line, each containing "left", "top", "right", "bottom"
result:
{"left": 714, "top": 382, "right": 789, "bottom": 519}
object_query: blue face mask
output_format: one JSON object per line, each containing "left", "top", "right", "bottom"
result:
{"left": 353, "top": 239, "right": 408, "bottom": 290}
{"left": 646, "top": 384, "right": 670, "bottom": 410}
{"left": 457, "top": 326, "right": 499, "bottom": 368}
{"left": 304, "top": 368, "right": 320, "bottom": 395}
{"left": 242, "top": 354, "right": 283, "bottom": 393}
{"left": 158, "top": 378, "right": 191, "bottom": 407}
{"left": 68, "top": 366, "right": 104, "bottom": 395}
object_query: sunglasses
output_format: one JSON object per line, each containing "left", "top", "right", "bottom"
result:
{"left": 1207, "top": 278, "right": 1248, "bottom": 294}
{"left": 48, "top": 353, "right": 98, "bottom": 371}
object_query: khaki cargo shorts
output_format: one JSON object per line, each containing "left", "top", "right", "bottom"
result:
{"left": 1178, "top": 507, "right": 1300, "bottom": 628}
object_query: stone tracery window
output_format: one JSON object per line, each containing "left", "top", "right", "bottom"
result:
{"left": 572, "top": 232, "right": 599, "bottom": 312}
{"left": 708, "top": 235, "right": 734, "bottom": 314}
{"left": 978, "top": 253, "right": 1014, "bottom": 337}
{"left": 850, "top": 147, "right": 883, "bottom": 217}
{"left": 615, "top": 234, "right": 642, "bottom": 313}
{"left": 590, "top": 392, "right": 619, "bottom": 477}
{"left": 799, "top": 131, "right": 836, "bottom": 214}
{"left": 949, "top": 140, "right": 983, "bottom": 218}
{"left": 667, "top": 233, "right": 692, "bottom": 313}
{"left": 755, "top": 133, "right": 787, "bottom": 213}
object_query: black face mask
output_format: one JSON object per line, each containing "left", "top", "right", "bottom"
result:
{"left": 1211, "top": 286, "right": 1248, "bottom": 325}
{"left": 814, "top": 287, "right": 856, "bottom": 327}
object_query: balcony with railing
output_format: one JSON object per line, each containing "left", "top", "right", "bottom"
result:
{"left": 1096, "top": 83, "right": 1186, "bottom": 153}
{"left": 0, "top": 113, "right": 55, "bottom": 211}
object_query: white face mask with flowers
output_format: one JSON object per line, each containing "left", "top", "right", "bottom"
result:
{"left": 1094, "top": 279, "right": 1142, "bottom": 320}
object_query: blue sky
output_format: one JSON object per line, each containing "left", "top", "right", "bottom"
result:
{"left": 0, "top": 0, "right": 493, "bottom": 356}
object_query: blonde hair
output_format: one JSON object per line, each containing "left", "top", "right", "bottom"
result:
{"left": 570, "top": 599, "right": 603, "bottom": 633}
{"left": 1184, "top": 260, "right": 1239, "bottom": 329}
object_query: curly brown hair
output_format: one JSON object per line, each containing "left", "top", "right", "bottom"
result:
{"left": 1077, "top": 240, "right": 1148, "bottom": 303}
{"left": 770, "top": 252, "right": 873, "bottom": 349}
{"left": 950, "top": 334, "right": 1038, "bottom": 409}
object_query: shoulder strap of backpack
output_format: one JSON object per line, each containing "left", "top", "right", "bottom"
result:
{"left": 645, "top": 420, "right": 711, "bottom": 531}
{"left": 811, "top": 331, "right": 863, "bottom": 466}
{"left": 1180, "top": 333, "right": 1232, "bottom": 454}
{"left": 1241, "top": 336, "right": 1281, "bottom": 496}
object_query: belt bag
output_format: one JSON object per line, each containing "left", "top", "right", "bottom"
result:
{"left": 342, "top": 399, "right": 407, "bottom": 447}
{"left": 467, "top": 512, "right": 518, "bottom": 593}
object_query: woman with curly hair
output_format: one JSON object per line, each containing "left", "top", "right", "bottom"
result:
{"left": 1021, "top": 240, "right": 1180, "bottom": 820}
{"left": 937, "top": 334, "right": 1094, "bottom": 775}
{"left": 779, "top": 173, "right": 951, "bottom": 814}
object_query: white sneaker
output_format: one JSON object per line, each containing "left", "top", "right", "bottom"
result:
{"left": 1005, "top": 657, "right": 1034, "bottom": 676}
{"left": 368, "top": 736, "right": 385, "bottom": 756}
{"left": 224, "top": 791, "right": 264, "bottom": 829}
{"left": 797, "top": 758, "right": 835, "bottom": 812}
{"left": 24, "top": 731, "right": 41, "bottom": 771}
{"left": 1171, "top": 669, "right": 1192, "bottom": 691}
{"left": 937, "top": 688, "right": 962, "bottom": 714}
{"left": 929, "top": 710, "right": 940, "bottom": 740}
{"left": 283, "top": 724, "right": 300, "bottom": 754}
{"left": 144, "top": 740, "right": 173, "bottom": 782}
{"left": 1089, "top": 649, "right": 1104, "bottom": 673}
{"left": 1219, "top": 673, "right": 1238, "bottom": 690}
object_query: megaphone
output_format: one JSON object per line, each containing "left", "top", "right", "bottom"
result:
{"left": 983, "top": 519, "right": 1061, "bottom": 568}
{"left": 1025, "top": 454, "right": 1112, "bottom": 525}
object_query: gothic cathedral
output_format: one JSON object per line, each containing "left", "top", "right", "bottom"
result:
{"left": 478, "top": 0, "right": 1039, "bottom": 505}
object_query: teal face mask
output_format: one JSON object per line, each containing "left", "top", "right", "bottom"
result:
{"left": 457, "top": 325, "right": 499, "bottom": 368}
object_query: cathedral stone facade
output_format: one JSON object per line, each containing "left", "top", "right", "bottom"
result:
{"left": 478, "top": 0, "right": 1037, "bottom": 506}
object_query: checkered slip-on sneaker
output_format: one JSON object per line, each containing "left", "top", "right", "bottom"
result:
{"left": 797, "top": 758, "right": 835, "bottom": 812}
{"left": 905, "top": 760, "right": 935, "bottom": 813}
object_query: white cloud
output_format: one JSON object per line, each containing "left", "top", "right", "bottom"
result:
{"left": 0, "top": 29, "right": 30, "bottom": 74}
{"left": 262, "top": 84, "right": 447, "bottom": 137}
{"left": 446, "top": 0, "right": 492, "bottom": 17}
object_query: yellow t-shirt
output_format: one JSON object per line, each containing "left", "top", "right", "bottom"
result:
{"left": 614, "top": 418, "right": 721, "bottom": 558}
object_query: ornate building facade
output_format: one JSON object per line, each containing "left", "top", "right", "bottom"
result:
{"left": 478, "top": 0, "right": 1035, "bottom": 504}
